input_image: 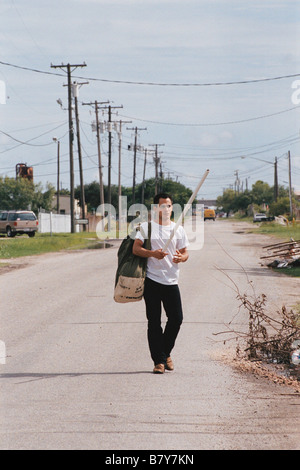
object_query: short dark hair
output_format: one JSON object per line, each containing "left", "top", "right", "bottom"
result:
{"left": 153, "top": 192, "right": 173, "bottom": 205}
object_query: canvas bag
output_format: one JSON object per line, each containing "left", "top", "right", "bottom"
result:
{"left": 114, "top": 222, "right": 151, "bottom": 303}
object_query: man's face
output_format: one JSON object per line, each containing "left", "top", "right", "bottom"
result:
{"left": 155, "top": 198, "right": 173, "bottom": 221}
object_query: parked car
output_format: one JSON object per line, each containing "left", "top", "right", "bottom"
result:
{"left": 0, "top": 210, "right": 38, "bottom": 237}
{"left": 253, "top": 213, "right": 267, "bottom": 223}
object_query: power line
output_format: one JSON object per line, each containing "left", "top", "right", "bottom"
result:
{"left": 0, "top": 122, "right": 68, "bottom": 153}
{"left": 1, "top": 60, "right": 300, "bottom": 87}
{"left": 119, "top": 105, "right": 300, "bottom": 127}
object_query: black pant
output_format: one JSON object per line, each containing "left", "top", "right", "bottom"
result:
{"left": 143, "top": 277, "right": 183, "bottom": 365}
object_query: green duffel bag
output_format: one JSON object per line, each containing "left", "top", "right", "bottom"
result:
{"left": 114, "top": 222, "right": 151, "bottom": 303}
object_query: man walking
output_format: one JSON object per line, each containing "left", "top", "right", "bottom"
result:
{"left": 132, "top": 193, "right": 189, "bottom": 374}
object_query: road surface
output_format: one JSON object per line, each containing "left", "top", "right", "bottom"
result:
{"left": 0, "top": 220, "right": 299, "bottom": 450}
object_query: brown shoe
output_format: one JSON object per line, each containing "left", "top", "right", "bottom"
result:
{"left": 166, "top": 357, "right": 174, "bottom": 371}
{"left": 153, "top": 363, "right": 165, "bottom": 374}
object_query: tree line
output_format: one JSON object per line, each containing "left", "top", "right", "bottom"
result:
{"left": 1, "top": 175, "right": 298, "bottom": 219}
{"left": 0, "top": 176, "right": 55, "bottom": 212}
{"left": 74, "top": 177, "right": 193, "bottom": 212}
{"left": 0, "top": 176, "right": 193, "bottom": 214}
{"left": 216, "top": 180, "right": 299, "bottom": 217}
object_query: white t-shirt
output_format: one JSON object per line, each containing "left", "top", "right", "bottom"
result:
{"left": 135, "top": 220, "right": 189, "bottom": 285}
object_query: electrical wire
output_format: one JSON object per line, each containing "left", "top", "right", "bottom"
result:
{"left": 1, "top": 60, "right": 300, "bottom": 87}
{"left": 0, "top": 122, "right": 68, "bottom": 154}
{"left": 119, "top": 106, "right": 300, "bottom": 127}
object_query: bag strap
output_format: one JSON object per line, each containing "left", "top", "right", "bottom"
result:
{"left": 139, "top": 222, "right": 151, "bottom": 251}
{"left": 146, "top": 221, "right": 151, "bottom": 250}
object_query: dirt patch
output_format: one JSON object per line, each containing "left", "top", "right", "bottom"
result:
{"left": 233, "top": 358, "right": 300, "bottom": 393}
{"left": 0, "top": 261, "right": 29, "bottom": 275}
{"left": 214, "top": 349, "right": 300, "bottom": 393}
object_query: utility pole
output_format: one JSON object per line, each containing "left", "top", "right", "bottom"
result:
{"left": 53, "top": 138, "right": 60, "bottom": 214}
{"left": 99, "top": 104, "right": 123, "bottom": 231}
{"left": 141, "top": 148, "right": 147, "bottom": 205}
{"left": 274, "top": 156, "right": 279, "bottom": 202}
{"left": 116, "top": 120, "right": 132, "bottom": 200}
{"left": 245, "top": 177, "right": 249, "bottom": 192}
{"left": 82, "top": 100, "right": 109, "bottom": 212}
{"left": 234, "top": 170, "right": 240, "bottom": 195}
{"left": 128, "top": 127, "right": 147, "bottom": 204}
{"left": 288, "top": 150, "right": 293, "bottom": 218}
{"left": 51, "top": 62, "right": 86, "bottom": 233}
{"left": 149, "top": 144, "right": 164, "bottom": 195}
{"left": 115, "top": 119, "right": 132, "bottom": 223}
{"left": 159, "top": 161, "right": 163, "bottom": 192}
{"left": 106, "top": 104, "right": 123, "bottom": 207}
{"left": 72, "top": 81, "right": 88, "bottom": 230}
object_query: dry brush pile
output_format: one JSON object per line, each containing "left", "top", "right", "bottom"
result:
{"left": 213, "top": 237, "right": 300, "bottom": 366}
{"left": 229, "top": 291, "right": 299, "bottom": 364}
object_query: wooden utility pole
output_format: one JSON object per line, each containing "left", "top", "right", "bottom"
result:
{"left": 128, "top": 127, "right": 147, "bottom": 204}
{"left": 98, "top": 104, "right": 123, "bottom": 231}
{"left": 141, "top": 148, "right": 147, "bottom": 205}
{"left": 107, "top": 105, "right": 123, "bottom": 206}
{"left": 274, "top": 156, "right": 279, "bottom": 202}
{"left": 149, "top": 143, "right": 164, "bottom": 195}
{"left": 115, "top": 119, "right": 132, "bottom": 221}
{"left": 72, "top": 81, "right": 88, "bottom": 230}
{"left": 288, "top": 151, "right": 293, "bottom": 218}
{"left": 51, "top": 62, "right": 86, "bottom": 233}
{"left": 53, "top": 137, "right": 60, "bottom": 214}
{"left": 82, "top": 100, "right": 109, "bottom": 210}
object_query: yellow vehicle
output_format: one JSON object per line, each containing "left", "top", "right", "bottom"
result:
{"left": 204, "top": 208, "right": 215, "bottom": 221}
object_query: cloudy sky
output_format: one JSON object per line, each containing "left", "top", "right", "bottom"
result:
{"left": 1, "top": 0, "right": 300, "bottom": 201}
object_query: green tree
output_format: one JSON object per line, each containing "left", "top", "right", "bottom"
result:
{"left": 0, "top": 177, "right": 55, "bottom": 213}
{"left": 233, "top": 191, "right": 252, "bottom": 213}
{"left": 32, "top": 182, "right": 56, "bottom": 213}
{"left": 269, "top": 197, "right": 293, "bottom": 216}
{"left": 75, "top": 181, "right": 121, "bottom": 212}
{"left": 76, "top": 178, "right": 194, "bottom": 213}
{"left": 216, "top": 180, "right": 299, "bottom": 218}
{"left": 216, "top": 189, "right": 235, "bottom": 215}
{"left": 251, "top": 180, "right": 273, "bottom": 205}
{"left": 0, "top": 177, "right": 34, "bottom": 210}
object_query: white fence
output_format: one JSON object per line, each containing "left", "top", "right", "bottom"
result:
{"left": 38, "top": 212, "right": 78, "bottom": 233}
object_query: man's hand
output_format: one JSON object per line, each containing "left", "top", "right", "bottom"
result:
{"left": 172, "top": 249, "right": 189, "bottom": 264}
{"left": 152, "top": 249, "right": 168, "bottom": 260}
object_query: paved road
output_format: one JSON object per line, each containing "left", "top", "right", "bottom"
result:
{"left": 0, "top": 221, "right": 299, "bottom": 450}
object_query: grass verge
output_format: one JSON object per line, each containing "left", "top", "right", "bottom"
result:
{"left": 0, "top": 232, "right": 103, "bottom": 259}
{"left": 255, "top": 221, "right": 300, "bottom": 240}
{"left": 273, "top": 266, "right": 300, "bottom": 277}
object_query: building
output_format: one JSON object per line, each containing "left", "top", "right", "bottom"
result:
{"left": 51, "top": 194, "right": 81, "bottom": 216}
